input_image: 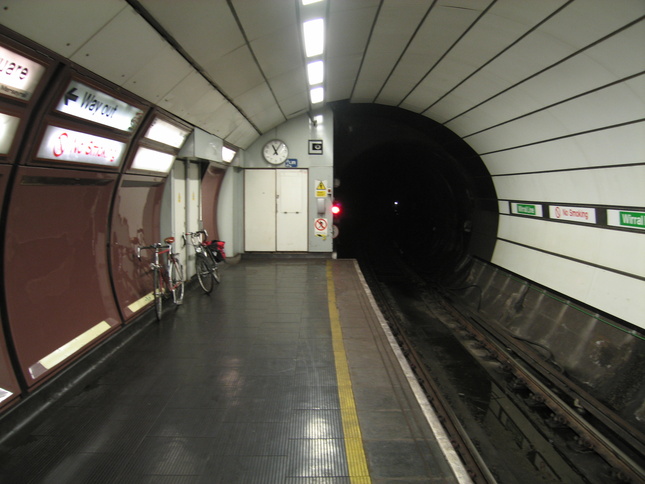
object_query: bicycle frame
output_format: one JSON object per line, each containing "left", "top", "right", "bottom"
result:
{"left": 137, "top": 237, "right": 185, "bottom": 319}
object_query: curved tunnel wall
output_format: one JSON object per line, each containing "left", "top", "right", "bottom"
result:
{"left": 416, "top": 7, "right": 645, "bottom": 329}
{"left": 0, "top": 2, "right": 642, "bottom": 418}
{"left": 331, "top": 102, "right": 499, "bottom": 278}
{"left": 339, "top": 11, "right": 645, "bottom": 329}
{"left": 0, "top": 0, "right": 641, "bottom": 331}
{"left": 0, "top": 31, "right": 195, "bottom": 410}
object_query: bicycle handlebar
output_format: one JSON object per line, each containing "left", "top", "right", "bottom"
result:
{"left": 183, "top": 230, "right": 209, "bottom": 246}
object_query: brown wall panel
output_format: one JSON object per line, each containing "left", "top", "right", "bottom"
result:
{"left": 4, "top": 166, "right": 121, "bottom": 386}
{"left": 202, "top": 165, "right": 225, "bottom": 240}
{"left": 0, "top": 164, "right": 21, "bottom": 408}
{"left": 110, "top": 174, "right": 167, "bottom": 321}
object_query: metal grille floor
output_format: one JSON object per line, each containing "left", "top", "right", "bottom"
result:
{"left": 0, "top": 258, "right": 464, "bottom": 483}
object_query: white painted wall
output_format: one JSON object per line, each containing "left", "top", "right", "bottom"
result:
{"left": 240, "top": 107, "right": 334, "bottom": 253}
{"left": 184, "top": 162, "right": 201, "bottom": 278}
{"left": 422, "top": 4, "right": 645, "bottom": 327}
{"left": 217, "top": 166, "right": 243, "bottom": 258}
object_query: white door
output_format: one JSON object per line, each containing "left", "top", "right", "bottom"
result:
{"left": 171, "top": 161, "right": 187, "bottom": 268}
{"left": 245, "top": 169, "right": 276, "bottom": 251}
{"left": 277, "top": 169, "right": 308, "bottom": 251}
{"left": 185, "top": 162, "right": 201, "bottom": 278}
{"left": 244, "top": 169, "right": 308, "bottom": 251}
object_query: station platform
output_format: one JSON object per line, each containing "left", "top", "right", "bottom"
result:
{"left": 0, "top": 258, "right": 469, "bottom": 483}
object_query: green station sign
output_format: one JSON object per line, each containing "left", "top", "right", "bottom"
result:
{"left": 608, "top": 209, "right": 645, "bottom": 230}
{"left": 517, "top": 204, "right": 536, "bottom": 215}
{"left": 511, "top": 202, "right": 542, "bottom": 217}
{"left": 618, "top": 211, "right": 645, "bottom": 228}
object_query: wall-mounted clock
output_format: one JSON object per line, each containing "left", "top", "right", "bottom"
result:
{"left": 262, "top": 139, "right": 289, "bottom": 165}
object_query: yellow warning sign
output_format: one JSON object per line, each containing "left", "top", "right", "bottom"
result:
{"left": 315, "top": 180, "right": 328, "bottom": 198}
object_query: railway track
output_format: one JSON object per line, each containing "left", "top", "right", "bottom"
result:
{"left": 355, "top": 248, "right": 645, "bottom": 483}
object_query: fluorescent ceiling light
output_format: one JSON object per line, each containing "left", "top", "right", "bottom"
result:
{"left": 307, "top": 60, "right": 324, "bottom": 85}
{"left": 310, "top": 87, "right": 324, "bottom": 104}
{"left": 222, "top": 146, "right": 236, "bottom": 163}
{"left": 302, "top": 0, "right": 323, "bottom": 5}
{"left": 303, "top": 18, "right": 324, "bottom": 57}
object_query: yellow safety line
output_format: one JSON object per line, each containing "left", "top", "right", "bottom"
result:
{"left": 327, "top": 261, "right": 372, "bottom": 483}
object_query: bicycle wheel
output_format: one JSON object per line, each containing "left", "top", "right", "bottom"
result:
{"left": 153, "top": 268, "right": 163, "bottom": 320}
{"left": 211, "top": 261, "right": 221, "bottom": 284}
{"left": 207, "top": 251, "right": 221, "bottom": 285}
{"left": 196, "top": 254, "right": 214, "bottom": 293}
{"left": 170, "top": 259, "right": 185, "bottom": 305}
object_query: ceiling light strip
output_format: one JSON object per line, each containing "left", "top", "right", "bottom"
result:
{"left": 303, "top": 18, "right": 325, "bottom": 57}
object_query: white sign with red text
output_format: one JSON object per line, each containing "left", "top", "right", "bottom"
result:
{"left": 549, "top": 205, "right": 596, "bottom": 224}
{"left": 37, "top": 125, "right": 126, "bottom": 167}
{"left": 0, "top": 45, "right": 46, "bottom": 101}
{"left": 56, "top": 80, "right": 144, "bottom": 132}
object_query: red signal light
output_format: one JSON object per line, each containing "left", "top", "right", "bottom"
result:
{"left": 331, "top": 203, "right": 341, "bottom": 216}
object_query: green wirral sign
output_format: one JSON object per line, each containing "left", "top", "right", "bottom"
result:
{"left": 607, "top": 209, "right": 645, "bottom": 230}
{"left": 517, "top": 204, "right": 536, "bottom": 215}
{"left": 510, "top": 202, "right": 542, "bottom": 217}
{"left": 619, "top": 211, "right": 645, "bottom": 228}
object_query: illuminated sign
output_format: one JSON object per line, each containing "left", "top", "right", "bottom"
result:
{"left": 130, "top": 146, "right": 176, "bottom": 174}
{"left": 37, "top": 125, "right": 126, "bottom": 167}
{"left": 549, "top": 205, "right": 596, "bottom": 224}
{"left": 0, "top": 112, "right": 20, "bottom": 154}
{"left": 145, "top": 117, "right": 191, "bottom": 148}
{"left": 608, "top": 210, "right": 645, "bottom": 230}
{"left": 511, "top": 203, "right": 542, "bottom": 217}
{"left": 56, "top": 80, "right": 144, "bottom": 132}
{"left": 0, "top": 45, "right": 46, "bottom": 101}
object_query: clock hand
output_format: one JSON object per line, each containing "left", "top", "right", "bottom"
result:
{"left": 272, "top": 145, "right": 279, "bottom": 155}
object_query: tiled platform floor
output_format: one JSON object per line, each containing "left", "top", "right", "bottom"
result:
{"left": 0, "top": 258, "right": 464, "bottom": 483}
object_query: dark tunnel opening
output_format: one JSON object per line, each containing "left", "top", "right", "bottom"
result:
{"left": 331, "top": 102, "right": 498, "bottom": 284}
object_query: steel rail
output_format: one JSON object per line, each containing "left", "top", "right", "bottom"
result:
{"left": 440, "top": 301, "right": 645, "bottom": 484}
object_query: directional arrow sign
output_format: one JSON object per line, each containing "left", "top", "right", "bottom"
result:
{"left": 64, "top": 87, "right": 79, "bottom": 105}
{"left": 55, "top": 80, "right": 144, "bottom": 132}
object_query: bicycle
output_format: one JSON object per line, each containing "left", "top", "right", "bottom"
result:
{"left": 137, "top": 236, "right": 185, "bottom": 320}
{"left": 183, "top": 230, "right": 224, "bottom": 294}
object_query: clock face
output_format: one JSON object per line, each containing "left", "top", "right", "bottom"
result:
{"left": 263, "top": 139, "right": 288, "bottom": 165}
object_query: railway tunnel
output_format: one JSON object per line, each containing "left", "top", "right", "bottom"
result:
{"left": 0, "top": 1, "right": 643, "bottom": 481}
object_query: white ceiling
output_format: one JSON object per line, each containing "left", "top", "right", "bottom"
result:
{"left": 0, "top": 0, "right": 643, "bottom": 151}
